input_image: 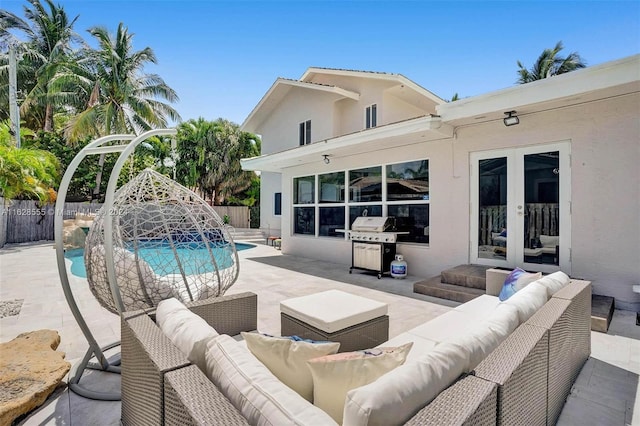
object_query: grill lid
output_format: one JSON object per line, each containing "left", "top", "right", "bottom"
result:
{"left": 351, "top": 216, "right": 396, "bottom": 232}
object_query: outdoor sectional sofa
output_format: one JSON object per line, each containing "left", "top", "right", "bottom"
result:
{"left": 120, "top": 273, "right": 591, "bottom": 425}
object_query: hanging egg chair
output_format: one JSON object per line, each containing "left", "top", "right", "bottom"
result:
{"left": 84, "top": 168, "right": 239, "bottom": 314}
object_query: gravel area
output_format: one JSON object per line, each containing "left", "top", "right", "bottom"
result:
{"left": 0, "top": 299, "right": 24, "bottom": 318}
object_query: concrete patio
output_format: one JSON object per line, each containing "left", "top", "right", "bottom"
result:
{"left": 0, "top": 241, "right": 638, "bottom": 425}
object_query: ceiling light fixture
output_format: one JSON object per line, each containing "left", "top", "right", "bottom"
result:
{"left": 323, "top": 154, "right": 330, "bottom": 164}
{"left": 503, "top": 111, "right": 520, "bottom": 127}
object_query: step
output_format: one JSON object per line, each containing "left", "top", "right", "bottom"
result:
{"left": 440, "top": 264, "right": 492, "bottom": 290}
{"left": 591, "top": 295, "right": 614, "bottom": 333}
{"left": 414, "top": 275, "right": 485, "bottom": 303}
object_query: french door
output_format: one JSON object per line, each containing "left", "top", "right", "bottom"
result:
{"left": 470, "top": 142, "right": 571, "bottom": 274}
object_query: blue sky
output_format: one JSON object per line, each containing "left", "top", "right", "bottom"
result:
{"left": 4, "top": 0, "right": 640, "bottom": 126}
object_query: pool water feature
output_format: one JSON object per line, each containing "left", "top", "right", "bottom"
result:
{"left": 65, "top": 241, "right": 254, "bottom": 279}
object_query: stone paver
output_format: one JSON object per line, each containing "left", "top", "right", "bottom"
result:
{"left": 0, "top": 241, "right": 638, "bottom": 425}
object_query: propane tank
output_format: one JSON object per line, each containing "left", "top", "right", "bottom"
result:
{"left": 390, "top": 254, "right": 407, "bottom": 279}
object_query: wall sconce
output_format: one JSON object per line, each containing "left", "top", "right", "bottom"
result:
{"left": 503, "top": 111, "right": 519, "bottom": 127}
{"left": 323, "top": 155, "right": 330, "bottom": 164}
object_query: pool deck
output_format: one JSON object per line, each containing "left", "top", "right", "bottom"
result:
{"left": 1, "top": 241, "right": 638, "bottom": 425}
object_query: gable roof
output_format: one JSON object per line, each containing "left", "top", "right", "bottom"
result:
{"left": 241, "top": 78, "right": 360, "bottom": 132}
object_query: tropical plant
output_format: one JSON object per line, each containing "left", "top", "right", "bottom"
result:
{"left": 517, "top": 41, "right": 586, "bottom": 84}
{"left": 0, "top": 0, "right": 84, "bottom": 131}
{"left": 0, "top": 142, "right": 60, "bottom": 204}
{"left": 175, "top": 118, "right": 260, "bottom": 205}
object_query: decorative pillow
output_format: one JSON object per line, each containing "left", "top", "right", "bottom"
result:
{"left": 534, "top": 271, "right": 570, "bottom": 297}
{"left": 498, "top": 268, "right": 543, "bottom": 301}
{"left": 205, "top": 334, "right": 338, "bottom": 425}
{"left": 503, "top": 281, "right": 548, "bottom": 323}
{"left": 343, "top": 342, "right": 467, "bottom": 426}
{"left": 241, "top": 332, "right": 340, "bottom": 401}
{"left": 156, "top": 297, "right": 218, "bottom": 371}
{"left": 499, "top": 229, "right": 507, "bottom": 237}
{"left": 306, "top": 343, "right": 412, "bottom": 424}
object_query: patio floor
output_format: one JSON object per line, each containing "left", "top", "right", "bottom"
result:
{"left": 0, "top": 241, "right": 638, "bottom": 425}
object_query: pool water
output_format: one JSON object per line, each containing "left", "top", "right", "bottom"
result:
{"left": 65, "top": 241, "right": 254, "bottom": 278}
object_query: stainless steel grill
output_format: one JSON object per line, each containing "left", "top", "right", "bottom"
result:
{"left": 348, "top": 216, "right": 402, "bottom": 279}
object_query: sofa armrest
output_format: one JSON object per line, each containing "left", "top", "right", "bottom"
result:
{"left": 473, "top": 323, "right": 549, "bottom": 426}
{"left": 404, "top": 374, "right": 497, "bottom": 426}
{"left": 164, "top": 364, "right": 249, "bottom": 425}
{"left": 185, "top": 291, "right": 257, "bottom": 336}
{"left": 121, "top": 313, "right": 191, "bottom": 426}
{"left": 485, "top": 268, "right": 509, "bottom": 296}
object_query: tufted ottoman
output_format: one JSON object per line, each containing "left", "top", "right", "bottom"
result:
{"left": 280, "top": 290, "right": 389, "bottom": 352}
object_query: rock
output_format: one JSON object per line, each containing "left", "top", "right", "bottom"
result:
{"left": 0, "top": 330, "right": 71, "bottom": 426}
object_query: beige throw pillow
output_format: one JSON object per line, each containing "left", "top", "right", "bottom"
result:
{"left": 307, "top": 343, "right": 412, "bottom": 424}
{"left": 241, "top": 332, "right": 340, "bottom": 401}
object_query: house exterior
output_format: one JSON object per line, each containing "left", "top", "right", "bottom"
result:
{"left": 240, "top": 55, "right": 640, "bottom": 311}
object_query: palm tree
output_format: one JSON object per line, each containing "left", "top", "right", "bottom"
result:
{"left": 176, "top": 118, "right": 259, "bottom": 205}
{"left": 0, "top": 0, "right": 83, "bottom": 131}
{"left": 517, "top": 41, "right": 586, "bottom": 84}
{"left": 65, "top": 22, "right": 181, "bottom": 199}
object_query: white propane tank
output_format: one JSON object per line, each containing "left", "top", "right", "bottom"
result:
{"left": 390, "top": 254, "right": 407, "bottom": 279}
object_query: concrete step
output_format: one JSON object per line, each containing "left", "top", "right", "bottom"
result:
{"left": 440, "top": 264, "right": 491, "bottom": 290}
{"left": 414, "top": 275, "right": 485, "bottom": 303}
{"left": 591, "top": 295, "right": 615, "bottom": 332}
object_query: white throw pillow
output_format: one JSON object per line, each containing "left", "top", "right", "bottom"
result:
{"left": 205, "top": 334, "right": 338, "bottom": 426}
{"left": 307, "top": 343, "right": 412, "bottom": 424}
{"left": 503, "top": 281, "right": 548, "bottom": 323}
{"left": 241, "top": 332, "right": 340, "bottom": 401}
{"left": 156, "top": 297, "right": 218, "bottom": 371}
{"left": 535, "top": 271, "right": 570, "bottom": 297}
{"left": 343, "top": 342, "right": 467, "bottom": 426}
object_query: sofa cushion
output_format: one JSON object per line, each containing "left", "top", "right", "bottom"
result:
{"left": 205, "top": 334, "right": 338, "bottom": 426}
{"left": 403, "top": 310, "right": 476, "bottom": 343}
{"left": 534, "top": 271, "right": 570, "bottom": 297}
{"left": 241, "top": 332, "right": 340, "bottom": 402}
{"left": 454, "top": 294, "right": 500, "bottom": 316}
{"left": 539, "top": 235, "right": 559, "bottom": 248}
{"left": 307, "top": 343, "right": 412, "bottom": 424}
{"left": 378, "top": 333, "right": 438, "bottom": 363}
{"left": 499, "top": 268, "right": 543, "bottom": 301}
{"left": 156, "top": 297, "right": 218, "bottom": 371}
{"left": 503, "top": 281, "right": 548, "bottom": 323}
{"left": 343, "top": 342, "right": 468, "bottom": 426}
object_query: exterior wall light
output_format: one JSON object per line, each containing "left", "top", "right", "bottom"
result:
{"left": 323, "top": 154, "right": 330, "bottom": 164}
{"left": 503, "top": 111, "right": 520, "bottom": 126}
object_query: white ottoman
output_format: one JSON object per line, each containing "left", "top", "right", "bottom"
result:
{"left": 280, "top": 290, "right": 389, "bottom": 352}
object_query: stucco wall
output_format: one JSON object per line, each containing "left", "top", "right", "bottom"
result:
{"left": 260, "top": 171, "right": 282, "bottom": 236}
{"left": 278, "top": 93, "right": 640, "bottom": 309}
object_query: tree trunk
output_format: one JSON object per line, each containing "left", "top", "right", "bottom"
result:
{"left": 44, "top": 104, "right": 54, "bottom": 132}
{"left": 92, "top": 153, "right": 106, "bottom": 201}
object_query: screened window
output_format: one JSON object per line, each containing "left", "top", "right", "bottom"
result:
{"left": 293, "top": 176, "right": 314, "bottom": 204}
{"left": 386, "top": 160, "right": 429, "bottom": 201}
{"left": 349, "top": 166, "right": 382, "bottom": 202}
{"left": 294, "top": 207, "right": 315, "bottom": 235}
{"left": 274, "top": 192, "right": 282, "bottom": 215}
{"left": 365, "top": 104, "right": 377, "bottom": 129}
{"left": 319, "top": 172, "right": 345, "bottom": 203}
{"left": 299, "top": 120, "right": 311, "bottom": 145}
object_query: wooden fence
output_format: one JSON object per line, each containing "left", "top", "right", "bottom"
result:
{"left": 0, "top": 200, "right": 251, "bottom": 246}
{"left": 479, "top": 203, "right": 559, "bottom": 247}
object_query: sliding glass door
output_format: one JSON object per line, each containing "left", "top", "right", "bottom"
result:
{"left": 470, "top": 142, "right": 571, "bottom": 273}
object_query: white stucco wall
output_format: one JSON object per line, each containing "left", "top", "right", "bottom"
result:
{"left": 260, "top": 171, "right": 282, "bottom": 236}
{"left": 277, "top": 93, "right": 640, "bottom": 309}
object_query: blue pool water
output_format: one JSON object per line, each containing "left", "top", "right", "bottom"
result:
{"left": 65, "top": 241, "right": 254, "bottom": 279}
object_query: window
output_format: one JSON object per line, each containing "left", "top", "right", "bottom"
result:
{"left": 299, "top": 120, "right": 311, "bottom": 145}
{"left": 386, "top": 160, "right": 429, "bottom": 201}
{"left": 365, "top": 104, "right": 377, "bottom": 129}
{"left": 274, "top": 192, "right": 282, "bottom": 216}
{"left": 319, "top": 172, "right": 345, "bottom": 203}
{"left": 292, "top": 159, "right": 430, "bottom": 244}
{"left": 349, "top": 166, "right": 382, "bottom": 202}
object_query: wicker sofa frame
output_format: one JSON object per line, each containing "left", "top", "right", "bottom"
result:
{"left": 121, "top": 280, "right": 591, "bottom": 426}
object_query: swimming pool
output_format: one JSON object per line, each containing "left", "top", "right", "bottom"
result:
{"left": 65, "top": 241, "right": 255, "bottom": 279}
